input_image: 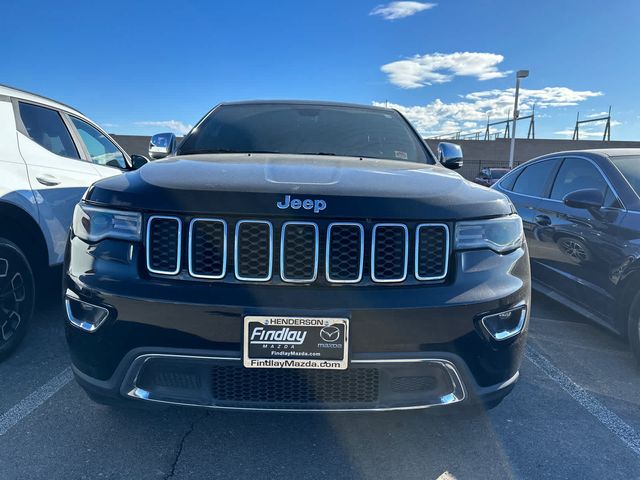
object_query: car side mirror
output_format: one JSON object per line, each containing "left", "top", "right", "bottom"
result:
{"left": 437, "top": 142, "right": 463, "bottom": 170}
{"left": 130, "top": 154, "right": 150, "bottom": 170}
{"left": 149, "top": 132, "right": 176, "bottom": 159}
{"left": 563, "top": 188, "right": 604, "bottom": 210}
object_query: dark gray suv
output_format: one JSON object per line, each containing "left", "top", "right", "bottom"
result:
{"left": 494, "top": 149, "right": 640, "bottom": 361}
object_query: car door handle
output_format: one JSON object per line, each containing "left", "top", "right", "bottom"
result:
{"left": 534, "top": 214, "right": 551, "bottom": 226}
{"left": 35, "top": 174, "right": 61, "bottom": 186}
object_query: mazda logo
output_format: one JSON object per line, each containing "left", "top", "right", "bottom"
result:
{"left": 320, "top": 326, "right": 340, "bottom": 342}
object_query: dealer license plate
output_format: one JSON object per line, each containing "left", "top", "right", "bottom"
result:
{"left": 243, "top": 316, "right": 349, "bottom": 370}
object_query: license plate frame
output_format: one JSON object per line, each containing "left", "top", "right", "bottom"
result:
{"left": 243, "top": 316, "right": 349, "bottom": 370}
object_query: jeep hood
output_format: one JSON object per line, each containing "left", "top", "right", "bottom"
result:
{"left": 86, "top": 154, "right": 513, "bottom": 220}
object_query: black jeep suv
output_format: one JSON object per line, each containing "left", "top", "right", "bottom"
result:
{"left": 65, "top": 101, "right": 530, "bottom": 411}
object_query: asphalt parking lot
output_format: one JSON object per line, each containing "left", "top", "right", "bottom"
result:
{"left": 0, "top": 291, "right": 639, "bottom": 480}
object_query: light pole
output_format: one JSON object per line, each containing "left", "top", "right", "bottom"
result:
{"left": 508, "top": 70, "right": 529, "bottom": 168}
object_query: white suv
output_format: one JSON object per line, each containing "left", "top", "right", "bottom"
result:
{"left": 0, "top": 84, "right": 147, "bottom": 359}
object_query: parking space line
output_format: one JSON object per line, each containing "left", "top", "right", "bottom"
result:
{"left": 0, "top": 367, "right": 73, "bottom": 436}
{"left": 526, "top": 345, "right": 640, "bottom": 456}
{"left": 530, "top": 316, "right": 586, "bottom": 324}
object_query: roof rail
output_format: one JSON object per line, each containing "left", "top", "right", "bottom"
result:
{"left": 0, "top": 83, "right": 84, "bottom": 116}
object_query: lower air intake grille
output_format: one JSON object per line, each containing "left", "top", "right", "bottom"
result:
{"left": 147, "top": 216, "right": 181, "bottom": 274}
{"left": 235, "top": 221, "right": 272, "bottom": 281}
{"left": 151, "top": 371, "right": 202, "bottom": 390}
{"left": 210, "top": 366, "right": 379, "bottom": 405}
{"left": 391, "top": 375, "right": 437, "bottom": 393}
{"left": 416, "top": 224, "right": 449, "bottom": 280}
{"left": 372, "top": 224, "right": 408, "bottom": 282}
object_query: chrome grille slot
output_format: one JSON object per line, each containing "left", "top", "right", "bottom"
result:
{"left": 189, "top": 219, "right": 227, "bottom": 279}
{"left": 234, "top": 220, "right": 273, "bottom": 281}
{"left": 415, "top": 224, "right": 449, "bottom": 281}
{"left": 326, "top": 223, "right": 364, "bottom": 283}
{"left": 146, "top": 216, "right": 181, "bottom": 275}
{"left": 371, "top": 224, "right": 408, "bottom": 282}
{"left": 280, "top": 222, "right": 319, "bottom": 282}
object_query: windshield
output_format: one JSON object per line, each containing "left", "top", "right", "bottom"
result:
{"left": 611, "top": 155, "right": 640, "bottom": 196}
{"left": 491, "top": 169, "right": 509, "bottom": 179}
{"left": 178, "top": 103, "right": 433, "bottom": 164}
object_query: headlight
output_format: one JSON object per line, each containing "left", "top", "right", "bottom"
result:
{"left": 72, "top": 203, "right": 142, "bottom": 242}
{"left": 455, "top": 215, "right": 523, "bottom": 253}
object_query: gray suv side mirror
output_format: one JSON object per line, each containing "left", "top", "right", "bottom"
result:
{"left": 563, "top": 188, "right": 604, "bottom": 210}
{"left": 437, "top": 142, "right": 463, "bottom": 170}
{"left": 149, "top": 132, "right": 176, "bottom": 159}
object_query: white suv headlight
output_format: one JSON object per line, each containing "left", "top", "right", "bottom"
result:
{"left": 72, "top": 203, "right": 142, "bottom": 242}
{"left": 455, "top": 215, "right": 523, "bottom": 253}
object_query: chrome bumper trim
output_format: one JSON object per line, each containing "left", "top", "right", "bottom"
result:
{"left": 65, "top": 296, "right": 109, "bottom": 333}
{"left": 121, "top": 353, "right": 467, "bottom": 412}
{"left": 480, "top": 305, "right": 527, "bottom": 341}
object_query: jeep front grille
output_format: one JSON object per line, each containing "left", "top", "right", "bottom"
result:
{"left": 326, "top": 223, "right": 364, "bottom": 283}
{"left": 146, "top": 217, "right": 450, "bottom": 284}
{"left": 371, "top": 224, "right": 409, "bottom": 282}
{"left": 280, "top": 222, "right": 319, "bottom": 282}
{"left": 146, "top": 216, "right": 181, "bottom": 275}
{"left": 188, "top": 219, "right": 227, "bottom": 279}
{"left": 234, "top": 220, "right": 273, "bottom": 281}
{"left": 415, "top": 224, "right": 449, "bottom": 280}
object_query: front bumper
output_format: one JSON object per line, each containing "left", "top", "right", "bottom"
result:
{"left": 72, "top": 348, "right": 520, "bottom": 411}
{"left": 65, "top": 237, "right": 530, "bottom": 411}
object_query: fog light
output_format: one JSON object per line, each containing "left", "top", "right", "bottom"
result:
{"left": 65, "top": 296, "right": 109, "bottom": 332}
{"left": 480, "top": 306, "right": 527, "bottom": 341}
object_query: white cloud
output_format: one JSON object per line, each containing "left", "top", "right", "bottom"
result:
{"left": 464, "top": 86, "right": 602, "bottom": 109}
{"left": 135, "top": 120, "right": 193, "bottom": 135}
{"left": 374, "top": 86, "right": 603, "bottom": 136}
{"left": 553, "top": 129, "right": 592, "bottom": 138}
{"left": 370, "top": 1, "right": 436, "bottom": 20}
{"left": 381, "top": 52, "right": 511, "bottom": 88}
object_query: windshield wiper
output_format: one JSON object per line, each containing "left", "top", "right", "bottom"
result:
{"left": 297, "top": 152, "right": 337, "bottom": 156}
{"left": 182, "top": 149, "right": 346, "bottom": 157}
{"left": 180, "top": 148, "right": 281, "bottom": 155}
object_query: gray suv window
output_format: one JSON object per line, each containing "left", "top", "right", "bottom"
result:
{"left": 71, "top": 117, "right": 127, "bottom": 169}
{"left": 610, "top": 155, "right": 640, "bottom": 197}
{"left": 18, "top": 102, "right": 79, "bottom": 159}
{"left": 550, "top": 157, "right": 619, "bottom": 207}
{"left": 512, "top": 159, "right": 559, "bottom": 197}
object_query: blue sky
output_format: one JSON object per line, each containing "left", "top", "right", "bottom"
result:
{"left": 2, "top": 0, "right": 639, "bottom": 139}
